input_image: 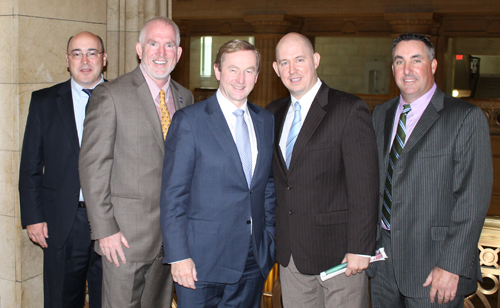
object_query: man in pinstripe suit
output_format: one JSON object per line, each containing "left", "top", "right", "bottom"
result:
{"left": 369, "top": 33, "right": 493, "bottom": 307}
{"left": 267, "top": 32, "right": 379, "bottom": 308}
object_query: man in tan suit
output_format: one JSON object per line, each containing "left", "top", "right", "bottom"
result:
{"left": 79, "top": 17, "right": 193, "bottom": 307}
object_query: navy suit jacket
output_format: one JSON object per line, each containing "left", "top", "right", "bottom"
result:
{"left": 160, "top": 93, "right": 276, "bottom": 283}
{"left": 19, "top": 80, "right": 82, "bottom": 249}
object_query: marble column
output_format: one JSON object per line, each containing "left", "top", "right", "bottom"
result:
{"left": 244, "top": 15, "right": 301, "bottom": 108}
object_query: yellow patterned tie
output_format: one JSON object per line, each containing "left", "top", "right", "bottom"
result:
{"left": 159, "top": 89, "right": 171, "bottom": 140}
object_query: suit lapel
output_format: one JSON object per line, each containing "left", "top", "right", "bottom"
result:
{"left": 400, "top": 89, "right": 443, "bottom": 156}
{"left": 171, "top": 80, "right": 187, "bottom": 111}
{"left": 248, "top": 103, "right": 264, "bottom": 189}
{"left": 56, "top": 80, "right": 80, "bottom": 154}
{"left": 287, "top": 83, "right": 328, "bottom": 170}
{"left": 205, "top": 96, "right": 248, "bottom": 185}
{"left": 132, "top": 67, "right": 165, "bottom": 153}
{"left": 383, "top": 98, "right": 399, "bottom": 160}
{"left": 273, "top": 99, "right": 291, "bottom": 179}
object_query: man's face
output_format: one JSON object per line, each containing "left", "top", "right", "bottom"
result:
{"left": 392, "top": 40, "right": 437, "bottom": 103}
{"left": 273, "top": 34, "right": 320, "bottom": 100}
{"left": 136, "top": 21, "right": 182, "bottom": 87}
{"left": 214, "top": 50, "right": 259, "bottom": 108}
{"left": 66, "top": 32, "right": 107, "bottom": 88}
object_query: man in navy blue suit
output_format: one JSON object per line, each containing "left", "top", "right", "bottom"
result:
{"left": 19, "top": 31, "right": 106, "bottom": 308}
{"left": 160, "top": 39, "right": 276, "bottom": 308}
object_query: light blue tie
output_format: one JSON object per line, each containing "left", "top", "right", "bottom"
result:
{"left": 233, "top": 109, "right": 252, "bottom": 188}
{"left": 286, "top": 102, "right": 302, "bottom": 169}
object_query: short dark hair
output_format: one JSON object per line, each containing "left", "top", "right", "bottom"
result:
{"left": 392, "top": 33, "right": 434, "bottom": 62}
{"left": 214, "top": 40, "right": 261, "bottom": 73}
{"left": 67, "top": 33, "right": 105, "bottom": 53}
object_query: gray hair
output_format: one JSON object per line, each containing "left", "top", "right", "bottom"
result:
{"left": 139, "top": 17, "right": 181, "bottom": 47}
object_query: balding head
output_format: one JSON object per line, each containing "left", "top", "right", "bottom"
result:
{"left": 273, "top": 32, "right": 320, "bottom": 100}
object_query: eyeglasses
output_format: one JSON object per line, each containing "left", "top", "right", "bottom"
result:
{"left": 68, "top": 50, "right": 103, "bottom": 59}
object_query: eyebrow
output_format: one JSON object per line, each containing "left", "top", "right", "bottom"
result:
{"left": 393, "top": 54, "right": 424, "bottom": 61}
{"left": 70, "top": 48, "right": 99, "bottom": 52}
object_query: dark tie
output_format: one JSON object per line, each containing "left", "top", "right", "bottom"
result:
{"left": 82, "top": 88, "right": 93, "bottom": 114}
{"left": 233, "top": 109, "right": 252, "bottom": 188}
{"left": 382, "top": 104, "right": 411, "bottom": 229}
{"left": 286, "top": 102, "right": 301, "bottom": 169}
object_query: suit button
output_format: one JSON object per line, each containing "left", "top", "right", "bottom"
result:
{"left": 247, "top": 220, "right": 251, "bottom": 224}
{"left": 287, "top": 186, "right": 292, "bottom": 190}
{"left": 250, "top": 190, "right": 254, "bottom": 194}
{"left": 74, "top": 192, "right": 79, "bottom": 197}
{"left": 289, "top": 210, "right": 293, "bottom": 215}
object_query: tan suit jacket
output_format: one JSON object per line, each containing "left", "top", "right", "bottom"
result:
{"left": 79, "top": 66, "right": 194, "bottom": 262}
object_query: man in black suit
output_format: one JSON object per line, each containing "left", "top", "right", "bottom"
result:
{"left": 19, "top": 31, "right": 106, "bottom": 308}
{"left": 266, "top": 32, "right": 379, "bottom": 307}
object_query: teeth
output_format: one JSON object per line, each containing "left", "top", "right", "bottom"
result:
{"left": 291, "top": 78, "right": 300, "bottom": 82}
{"left": 154, "top": 60, "right": 166, "bottom": 64}
{"left": 233, "top": 86, "right": 244, "bottom": 90}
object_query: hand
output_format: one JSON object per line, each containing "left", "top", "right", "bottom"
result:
{"left": 342, "top": 253, "right": 370, "bottom": 277}
{"left": 26, "top": 222, "right": 49, "bottom": 248}
{"left": 171, "top": 258, "right": 198, "bottom": 290}
{"left": 423, "top": 266, "right": 459, "bottom": 304}
{"left": 98, "top": 231, "right": 130, "bottom": 267}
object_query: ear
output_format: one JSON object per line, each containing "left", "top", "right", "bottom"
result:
{"left": 136, "top": 42, "right": 143, "bottom": 60}
{"left": 272, "top": 62, "right": 280, "bottom": 77}
{"left": 102, "top": 52, "right": 108, "bottom": 67}
{"left": 431, "top": 58, "right": 438, "bottom": 75}
{"left": 392, "top": 64, "right": 395, "bottom": 76}
{"left": 313, "top": 52, "right": 321, "bottom": 69}
{"left": 176, "top": 46, "right": 183, "bottom": 62}
{"left": 214, "top": 63, "right": 221, "bottom": 81}
{"left": 66, "top": 54, "right": 70, "bottom": 68}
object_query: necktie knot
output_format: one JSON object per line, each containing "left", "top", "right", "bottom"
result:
{"left": 402, "top": 104, "right": 411, "bottom": 115}
{"left": 294, "top": 101, "right": 301, "bottom": 112}
{"left": 233, "top": 109, "right": 245, "bottom": 118}
{"left": 82, "top": 88, "right": 93, "bottom": 97}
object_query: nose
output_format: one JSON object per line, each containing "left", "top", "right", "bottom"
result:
{"left": 404, "top": 63, "right": 412, "bottom": 75}
{"left": 81, "top": 54, "right": 89, "bottom": 64}
{"left": 237, "top": 71, "right": 245, "bottom": 84}
{"left": 158, "top": 46, "right": 166, "bottom": 57}
{"left": 288, "top": 62, "right": 296, "bottom": 75}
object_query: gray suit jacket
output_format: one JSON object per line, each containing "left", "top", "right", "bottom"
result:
{"left": 370, "top": 87, "right": 492, "bottom": 297}
{"left": 79, "top": 66, "right": 193, "bottom": 262}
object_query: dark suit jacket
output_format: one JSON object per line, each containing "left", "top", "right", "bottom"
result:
{"left": 161, "top": 93, "right": 276, "bottom": 283}
{"left": 80, "top": 66, "right": 194, "bottom": 262}
{"left": 19, "top": 80, "right": 81, "bottom": 249}
{"left": 266, "top": 82, "right": 379, "bottom": 275}
{"left": 370, "top": 87, "right": 493, "bottom": 297}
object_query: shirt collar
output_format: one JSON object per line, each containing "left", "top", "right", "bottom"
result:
{"left": 399, "top": 83, "right": 437, "bottom": 114}
{"left": 216, "top": 89, "right": 250, "bottom": 115}
{"left": 140, "top": 64, "right": 171, "bottom": 99}
{"left": 290, "top": 78, "right": 322, "bottom": 107}
{"left": 71, "top": 75, "right": 104, "bottom": 99}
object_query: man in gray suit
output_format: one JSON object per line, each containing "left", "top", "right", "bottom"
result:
{"left": 369, "top": 33, "right": 492, "bottom": 307}
{"left": 79, "top": 17, "right": 193, "bottom": 307}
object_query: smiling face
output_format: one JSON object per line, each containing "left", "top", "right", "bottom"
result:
{"left": 392, "top": 40, "right": 437, "bottom": 103}
{"left": 273, "top": 33, "right": 320, "bottom": 100}
{"left": 66, "top": 32, "right": 107, "bottom": 88}
{"left": 136, "top": 20, "right": 182, "bottom": 87}
{"left": 214, "top": 50, "right": 259, "bottom": 108}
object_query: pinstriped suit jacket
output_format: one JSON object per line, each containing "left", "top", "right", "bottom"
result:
{"left": 371, "top": 87, "right": 493, "bottom": 297}
{"left": 267, "top": 82, "right": 379, "bottom": 275}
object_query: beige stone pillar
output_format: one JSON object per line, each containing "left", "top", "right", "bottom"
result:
{"left": 0, "top": 0, "right": 106, "bottom": 306}
{"left": 244, "top": 15, "right": 301, "bottom": 108}
{"left": 107, "top": 0, "right": 172, "bottom": 79}
{"left": 384, "top": 13, "right": 443, "bottom": 97}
